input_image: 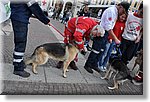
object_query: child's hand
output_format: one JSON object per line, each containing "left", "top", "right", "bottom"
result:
{"left": 48, "top": 22, "right": 51, "bottom": 26}
{"left": 114, "top": 39, "right": 120, "bottom": 44}
{"left": 109, "top": 39, "right": 112, "bottom": 43}
{"left": 135, "top": 36, "right": 141, "bottom": 43}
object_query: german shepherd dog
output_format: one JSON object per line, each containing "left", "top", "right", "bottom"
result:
{"left": 25, "top": 43, "right": 79, "bottom": 78}
{"left": 101, "top": 45, "right": 132, "bottom": 90}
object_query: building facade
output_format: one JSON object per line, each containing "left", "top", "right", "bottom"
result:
{"left": 39, "top": 0, "right": 143, "bottom": 18}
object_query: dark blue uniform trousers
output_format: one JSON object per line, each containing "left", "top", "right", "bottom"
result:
{"left": 84, "top": 31, "right": 108, "bottom": 68}
{"left": 11, "top": 20, "right": 28, "bottom": 71}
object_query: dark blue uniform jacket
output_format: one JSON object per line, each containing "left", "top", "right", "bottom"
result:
{"left": 10, "top": 3, "right": 50, "bottom": 24}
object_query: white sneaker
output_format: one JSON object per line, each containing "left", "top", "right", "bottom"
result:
{"left": 103, "top": 67, "right": 107, "bottom": 71}
{"left": 98, "top": 66, "right": 106, "bottom": 72}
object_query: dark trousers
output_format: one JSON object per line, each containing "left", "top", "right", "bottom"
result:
{"left": 85, "top": 31, "right": 108, "bottom": 68}
{"left": 133, "top": 39, "right": 143, "bottom": 57}
{"left": 120, "top": 38, "right": 137, "bottom": 65}
{"left": 11, "top": 20, "right": 28, "bottom": 71}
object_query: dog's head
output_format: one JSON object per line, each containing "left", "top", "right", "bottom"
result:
{"left": 110, "top": 44, "right": 122, "bottom": 59}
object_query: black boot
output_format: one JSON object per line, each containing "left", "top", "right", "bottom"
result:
{"left": 69, "top": 61, "right": 78, "bottom": 70}
{"left": 92, "top": 67, "right": 100, "bottom": 73}
{"left": 84, "top": 66, "right": 93, "bottom": 74}
{"left": 13, "top": 61, "right": 30, "bottom": 78}
{"left": 13, "top": 70, "right": 30, "bottom": 78}
{"left": 56, "top": 61, "right": 63, "bottom": 69}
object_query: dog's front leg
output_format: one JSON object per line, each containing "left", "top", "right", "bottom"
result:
{"left": 108, "top": 70, "right": 113, "bottom": 79}
{"left": 108, "top": 71, "right": 119, "bottom": 90}
{"left": 101, "top": 66, "right": 111, "bottom": 80}
{"left": 108, "top": 80, "right": 119, "bottom": 90}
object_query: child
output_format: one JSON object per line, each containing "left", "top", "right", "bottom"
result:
{"left": 98, "top": 13, "right": 127, "bottom": 71}
{"left": 121, "top": 3, "right": 143, "bottom": 85}
{"left": 120, "top": 3, "right": 143, "bottom": 65}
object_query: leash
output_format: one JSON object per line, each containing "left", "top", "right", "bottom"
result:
{"left": 49, "top": 23, "right": 64, "bottom": 37}
{"left": 49, "top": 22, "right": 87, "bottom": 56}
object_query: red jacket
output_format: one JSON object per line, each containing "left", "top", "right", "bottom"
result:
{"left": 64, "top": 16, "right": 98, "bottom": 50}
{"left": 108, "top": 20, "right": 125, "bottom": 41}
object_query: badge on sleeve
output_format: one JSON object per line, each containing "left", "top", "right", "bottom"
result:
{"left": 108, "top": 17, "right": 112, "bottom": 21}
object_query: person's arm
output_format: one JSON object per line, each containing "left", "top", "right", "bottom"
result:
{"left": 74, "top": 29, "right": 85, "bottom": 50}
{"left": 74, "top": 24, "right": 88, "bottom": 51}
{"left": 100, "top": 7, "right": 120, "bottom": 44}
{"left": 108, "top": 29, "right": 120, "bottom": 44}
{"left": 27, "top": 0, "right": 50, "bottom": 25}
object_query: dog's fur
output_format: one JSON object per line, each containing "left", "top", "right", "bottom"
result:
{"left": 25, "top": 43, "right": 79, "bottom": 78}
{"left": 101, "top": 58, "right": 132, "bottom": 90}
{"left": 132, "top": 49, "right": 143, "bottom": 71}
{"left": 101, "top": 45, "right": 132, "bottom": 90}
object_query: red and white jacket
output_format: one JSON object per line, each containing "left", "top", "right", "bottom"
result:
{"left": 64, "top": 16, "right": 98, "bottom": 50}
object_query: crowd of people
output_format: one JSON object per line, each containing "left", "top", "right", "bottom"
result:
{"left": 58, "top": 1, "right": 143, "bottom": 85}
{"left": 8, "top": 0, "right": 143, "bottom": 86}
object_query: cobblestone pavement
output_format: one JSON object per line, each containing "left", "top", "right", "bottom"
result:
{"left": 0, "top": 18, "right": 143, "bottom": 95}
{"left": 1, "top": 80, "right": 142, "bottom": 95}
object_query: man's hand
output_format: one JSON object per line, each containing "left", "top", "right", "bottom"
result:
{"left": 48, "top": 21, "right": 51, "bottom": 26}
{"left": 114, "top": 39, "right": 120, "bottom": 44}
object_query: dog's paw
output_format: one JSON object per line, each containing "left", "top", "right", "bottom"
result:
{"left": 63, "top": 74, "right": 67, "bottom": 78}
{"left": 33, "top": 70, "right": 38, "bottom": 74}
{"left": 108, "top": 86, "right": 117, "bottom": 90}
{"left": 101, "top": 77, "right": 106, "bottom": 79}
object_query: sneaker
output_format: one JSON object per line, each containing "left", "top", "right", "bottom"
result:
{"left": 98, "top": 66, "right": 106, "bottom": 72}
{"left": 103, "top": 67, "right": 107, "bottom": 71}
{"left": 84, "top": 66, "right": 93, "bottom": 74}
{"left": 69, "top": 61, "right": 78, "bottom": 70}
{"left": 132, "top": 71, "right": 143, "bottom": 85}
{"left": 56, "top": 61, "right": 63, "bottom": 69}
{"left": 132, "top": 78, "right": 143, "bottom": 85}
{"left": 13, "top": 70, "right": 30, "bottom": 78}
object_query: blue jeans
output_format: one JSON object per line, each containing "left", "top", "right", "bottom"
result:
{"left": 98, "top": 41, "right": 116, "bottom": 68}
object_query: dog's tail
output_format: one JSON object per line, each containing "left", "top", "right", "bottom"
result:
{"left": 25, "top": 56, "right": 35, "bottom": 65}
{"left": 25, "top": 50, "right": 36, "bottom": 65}
{"left": 25, "top": 47, "right": 44, "bottom": 65}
